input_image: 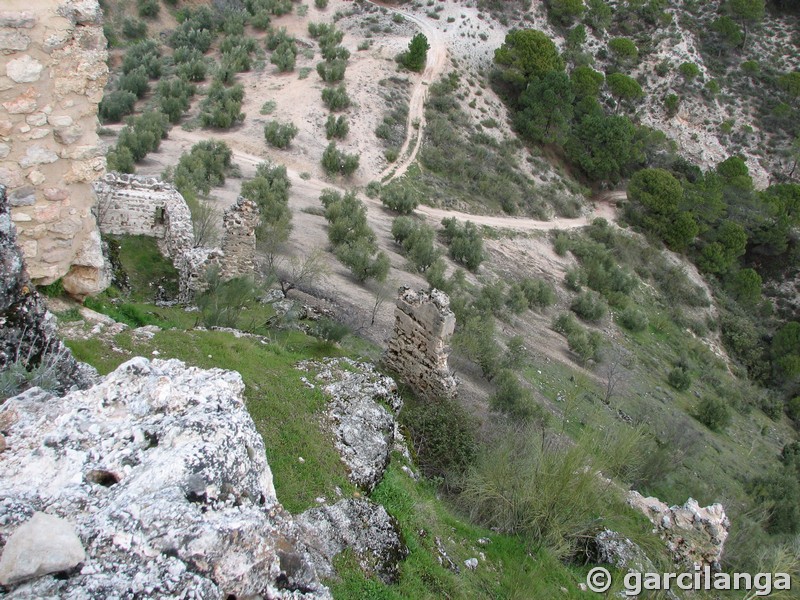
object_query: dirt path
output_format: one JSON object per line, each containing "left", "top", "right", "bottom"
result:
{"left": 366, "top": 1, "right": 449, "bottom": 183}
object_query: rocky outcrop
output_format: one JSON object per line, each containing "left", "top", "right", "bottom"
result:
{"left": 0, "top": 357, "right": 331, "bottom": 599}
{"left": 383, "top": 287, "right": 458, "bottom": 401}
{"left": 297, "top": 499, "right": 407, "bottom": 584}
{"left": 1, "top": 0, "right": 109, "bottom": 296}
{"left": 627, "top": 491, "right": 730, "bottom": 571}
{"left": 0, "top": 184, "right": 93, "bottom": 395}
{"left": 297, "top": 358, "right": 403, "bottom": 492}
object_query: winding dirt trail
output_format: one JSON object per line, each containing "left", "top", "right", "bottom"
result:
{"left": 367, "top": 2, "right": 449, "bottom": 183}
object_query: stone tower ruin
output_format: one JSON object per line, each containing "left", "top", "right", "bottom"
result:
{"left": 383, "top": 287, "right": 458, "bottom": 401}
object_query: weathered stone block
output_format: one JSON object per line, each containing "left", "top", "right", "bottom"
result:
{"left": 0, "top": 30, "right": 30, "bottom": 52}
{"left": 0, "top": 165, "right": 24, "bottom": 189}
{"left": 2, "top": 87, "right": 37, "bottom": 114}
{"left": 6, "top": 55, "right": 44, "bottom": 83}
{"left": 8, "top": 185, "right": 35, "bottom": 206}
{"left": 25, "top": 112, "right": 47, "bottom": 127}
{"left": 0, "top": 11, "right": 36, "bottom": 28}
{"left": 18, "top": 144, "right": 58, "bottom": 168}
{"left": 0, "top": 143, "right": 9, "bottom": 159}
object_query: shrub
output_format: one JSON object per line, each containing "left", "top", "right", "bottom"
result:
{"left": 380, "top": 181, "right": 420, "bottom": 214}
{"left": 570, "top": 291, "right": 607, "bottom": 322}
{"left": 679, "top": 61, "right": 701, "bottom": 80}
{"left": 400, "top": 33, "right": 430, "bottom": 72}
{"left": 316, "top": 59, "right": 347, "bottom": 82}
{"left": 173, "top": 140, "right": 233, "bottom": 198}
{"left": 441, "top": 218, "right": 484, "bottom": 271}
{"left": 242, "top": 162, "right": 292, "bottom": 243}
{"left": 271, "top": 40, "right": 297, "bottom": 72}
{"left": 199, "top": 82, "right": 245, "bottom": 129}
{"left": 264, "top": 120, "right": 299, "bottom": 148}
{"left": 490, "top": 369, "right": 546, "bottom": 422}
{"left": 567, "top": 329, "right": 603, "bottom": 365}
{"left": 114, "top": 111, "right": 170, "bottom": 163}
{"left": 99, "top": 90, "right": 137, "bottom": 123}
{"left": 402, "top": 223, "right": 439, "bottom": 273}
{"left": 122, "top": 17, "right": 147, "bottom": 40}
{"left": 170, "top": 7, "right": 216, "bottom": 53}
{"left": 106, "top": 146, "right": 135, "bottom": 173}
{"left": 617, "top": 306, "right": 648, "bottom": 332}
{"left": 321, "top": 84, "right": 351, "bottom": 111}
{"left": 323, "top": 190, "right": 374, "bottom": 245}
{"left": 122, "top": 40, "right": 162, "bottom": 78}
{"left": 156, "top": 78, "right": 195, "bottom": 123}
{"left": 335, "top": 240, "right": 390, "bottom": 282}
{"left": 667, "top": 365, "right": 692, "bottom": 391}
{"left": 118, "top": 66, "right": 149, "bottom": 98}
{"left": 459, "top": 431, "right": 619, "bottom": 558}
{"left": 325, "top": 114, "right": 348, "bottom": 139}
{"left": 748, "top": 469, "right": 800, "bottom": 535}
{"left": 608, "top": 37, "right": 638, "bottom": 63}
{"left": 401, "top": 394, "right": 477, "bottom": 483}
{"left": 174, "top": 48, "right": 208, "bottom": 81}
{"left": 0, "top": 342, "right": 73, "bottom": 401}
{"left": 196, "top": 268, "right": 257, "bottom": 329}
{"left": 391, "top": 216, "right": 416, "bottom": 244}
{"left": 521, "top": 278, "right": 556, "bottom": 309}
{"left": 311, "top": 317, "right": 349, "bottom": 343}
{"left": 321, "top": 142, "right": 359, "bottom": 176}
{"left": 137, "top": 0, "right": 159, "bottom": 18}
{"left": 315, "top": 0, "right": 329, "bottom": 8}
{"left": 694, "top": 396, "right": 731, "bottom": 432}
{"left": 265, "top": 27, "right": 294, "bottom": 51}
{"left": 664, "top": 93, "right": 680, "bottom": 117}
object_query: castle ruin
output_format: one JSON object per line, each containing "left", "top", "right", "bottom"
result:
{"left": 383, "top": 287, "right": 458, "bottom": 401}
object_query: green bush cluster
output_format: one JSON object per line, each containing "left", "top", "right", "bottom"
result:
{"left": 694, "top": 396, "right": 731, "bottom": 432}
{"left": 172, "top": 140, "right": 233, "bottom": 199}
{"left": 137, "top": 0, "right": 159, "bottom": 18}
{"left": 156, "top": 78, "right": 195, "bottom": 123}
{"left": 570, "top": 291, "right": 607, "bottom": 322}
{"left": 242, "top": 162, "right": 292, "bottom": 245}
{"left": 380, "top": 181, "right": 420, "bottom": 214}
{"left": 264, "top": 120, "right": 299, "bottom": 149}
{"left": 321, "top": 189, "right": 389, "bottom": 283}
{"left": 321, "top": 84, "right": 351, "bottom": 111}
{"left": 316, "top": 59, "right": 347, "bottom": 83}
{"left": 391, "top": 216, "right": 439, "bottom": 273}
{"left": 325, "top": 115, "right": 348, "bottom": 139}
{"left": 199, "top": 82, "right": 245, "bottom": 129}
{"left": 99, "top": 91, "right": 137, "bottom": 123}
{"left": 170, "top": 6, "right": 217, "bottom": 53}
{"left": 221, "top": 35, "right": 258, "bottom": 73}
{"left": 174, "top": 47, "right": 208, "bottom": 82}
{"left": 270, "top": 40, "right": 297, "bottom": 72}
{"left": 321, "top": 142, "right": 359, "bottom": 177}
{"left": 106, "top": 111, "right": 170, "bottom": 173}
{"left": 441, "top": 217, "right": 484, "bottom": 271}
{"left": 399, "top": 33, "right": 429, "bottom": 72}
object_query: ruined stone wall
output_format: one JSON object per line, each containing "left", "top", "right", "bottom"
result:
{"left": 383, "top": 287, "right": 458, "bottom": 401}
{"left": 0, "top": 0, "right": 109, "bottom": 297}
{"left": 220, "top": 196, "right": 260, "bottom": 279}
{"left": 93, "top": 172, "right": 194, "bottom": 260}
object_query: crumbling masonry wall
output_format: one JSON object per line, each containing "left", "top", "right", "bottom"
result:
{"left": 1, "top": 0, "right": 109, "bottom": 297}
{"left": 94, "top": 173, "right": 260, "bottom": 302}
{"left": 220, "top": 196, "right": 260, "bottom": 279}
{"left": 383, "top": 287, "right": 458, "bottom": 400}
{"left": 93, "top": 173, "right": 194, "bottom": 261}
